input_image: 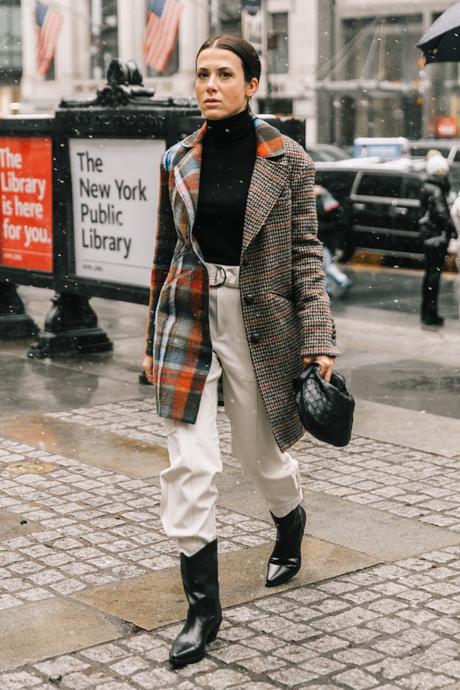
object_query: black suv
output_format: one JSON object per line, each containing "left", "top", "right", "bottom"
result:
{"left": 315, "top": 162, "right": 425, "bottom": 260}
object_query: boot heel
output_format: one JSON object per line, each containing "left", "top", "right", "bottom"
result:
{"left": 207, "top": 616, "right": 222, "bottom": 643}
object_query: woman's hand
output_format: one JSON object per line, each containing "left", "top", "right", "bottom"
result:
{"left": 143, "top": 355, "right": 154, "bottom": 384}
{"left": 303, "top": 355, "right": 335, "bottom": 382}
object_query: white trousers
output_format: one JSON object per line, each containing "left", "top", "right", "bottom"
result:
{"left": 160, "top": 263, "right": 303, "bottom": 556}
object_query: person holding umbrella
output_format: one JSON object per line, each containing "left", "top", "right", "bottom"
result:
{"left": 417, "top": 2, "right": 460, "bottom": 64}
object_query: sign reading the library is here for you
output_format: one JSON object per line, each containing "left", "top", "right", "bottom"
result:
{"left": 69, "top": 138, "right": 165, "bottom": 287}
{"left": 0, "top": 136, "right": 53, "bottom": 273}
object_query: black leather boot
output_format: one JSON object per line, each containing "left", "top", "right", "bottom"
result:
{"left": 421, "top": 310, "right": 444, "bottom": 326}
{"left": 170, "top": 540, "right": 222, "bottom": 668}
{"left": 266, "top": 505, "right": 306, "bottom": 588}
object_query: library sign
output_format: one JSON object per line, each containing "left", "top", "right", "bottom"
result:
{"left": 0, "top": 137, "right": 53, "bottom": 272}
{"left": 69, "top": 138, "right": 165, "bottom": 288}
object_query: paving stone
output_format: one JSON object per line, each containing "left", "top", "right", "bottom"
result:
{"left": 399, "top": 672, "right": 455, "bottom": 689}
{"left": 333, "top": 668, "right": 379, "bottom": 689}
{"left": 193, "top": 668, "right": 249, "bottom": 689}
{"left": 265, "top": 666, "right": 318, "bottom": 686}
{"left": 300, "top": 655, "right": 347, "bottom": 676}
{"left": 209, "top": 643, "right": 260, "bottom": 664}
{"left": 80, "top": 643, "right": 126, "bottom": 663}
{"left": 0, "top": 670, "right": 42, "bottom": 689}
{"left": 35, "top": 655, "right": 89, "bottom": 676}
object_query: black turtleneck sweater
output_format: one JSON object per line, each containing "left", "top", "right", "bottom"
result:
{"left": 193, "top": 108, "right": 257, "bottom": 265}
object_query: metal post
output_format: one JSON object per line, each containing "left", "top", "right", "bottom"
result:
{"left": 0, "top": 282, "right": 38, "bottom": 339}
{"left": 28, "top": 292, "right": 112, "bottom": 359}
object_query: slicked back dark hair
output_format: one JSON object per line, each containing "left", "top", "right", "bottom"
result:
{"left": 196, "top": 35, "right": 261, "bottom": 83}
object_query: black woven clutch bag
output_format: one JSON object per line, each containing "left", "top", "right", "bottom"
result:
{"left": 294, "top": 364, "right": 355, "bottom": 447}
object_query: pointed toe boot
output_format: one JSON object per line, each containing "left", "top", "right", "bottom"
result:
{"left": 266, "top": 505, "right": 306, "bottom": 588}
{"left": 170, "top": 540, "right": 222, "bottom": 669}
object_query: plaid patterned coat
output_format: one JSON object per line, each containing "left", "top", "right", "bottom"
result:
{"left": 145, "top": 116, "right": 339, "bottom": 451}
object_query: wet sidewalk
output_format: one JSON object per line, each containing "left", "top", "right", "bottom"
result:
{"left": 0, "top": 279, "right": 460, "bottom": 689}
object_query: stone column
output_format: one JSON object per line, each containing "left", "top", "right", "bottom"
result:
{"left": 118, "top": 0, "right": 146, "bottom": 69}
{"left": 55, "top": 0, "right": 75, "bottom": 97}
{"left": 20, "top": 0, "right": 37, "bottom": 102}
{"left": 73, "top": 0, "right": 91, "bottom": 81}
{"left": 175, "top": 0, "right": 209, "bottom": 97}
{"left": 290, "top": 0, "right": 318, "bottom": 144}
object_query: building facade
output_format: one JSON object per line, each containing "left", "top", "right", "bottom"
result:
{"left": 318, "top": 0, "right": 460, "bottom": 144}
{"left": 1, "top": 1, "right": 460, "bottom": 145}
{"left": 0, "top": 0, "right": 320, "bottom": 143}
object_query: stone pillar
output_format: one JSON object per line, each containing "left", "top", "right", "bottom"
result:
{"left": 55, "top": 0, "right": 75, "bottom": 97}
{"left": 290, "top": 0, "right": 318, "bottom": 144}
{"left": 73, "top": 0, "right": 91, "bottom": 81}
{"left": 175, "top": 0, "right": 209, "bottom": 96}
{"left": 118, "top": 0, "right": 146, "bottom": 69}
{"left": 317, "top": 0, "right": 336, "bottom": 144}
{"left": 20, "top": 0, "right": 37, "bottom": 102}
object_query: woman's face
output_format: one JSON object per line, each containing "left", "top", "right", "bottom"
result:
{"left": 195, "top": 47, "right": 258, "bottom": 120}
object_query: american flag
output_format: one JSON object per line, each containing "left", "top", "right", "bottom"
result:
{"left": 144, "top": 0, "right": 182, "bottom": 73}
{"left": 35, "top": 1, "right": 64, "bottom": 77}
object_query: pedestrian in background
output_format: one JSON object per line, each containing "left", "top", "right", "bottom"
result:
{"left": 419, "top": 153, "right": 457, "bottom": 326}
{"left": 449, "top": 191, "right": 460, "bottom": 272}
{"left": 314, "top": 184, "right": 351, "bottom": 297}
{"left": 143, "top": 35, "right": 338, "bottom": 668}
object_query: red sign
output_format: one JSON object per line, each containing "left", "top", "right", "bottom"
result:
{"left": 0, "top": 136, "right": 53, "bottom": 272}
{"left": 435, "top": 116, "right": 457, "bottom": 138}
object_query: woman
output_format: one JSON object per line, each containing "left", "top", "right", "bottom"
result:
{"left": 419, "top": 153, "right": 457, "bottom": 326}
{"left": 143, "top": 35, "right": 339, "bottom": 668}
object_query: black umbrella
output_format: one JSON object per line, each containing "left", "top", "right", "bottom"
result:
{"left": 417, "top": 1, "right": 460, "bottom": 63}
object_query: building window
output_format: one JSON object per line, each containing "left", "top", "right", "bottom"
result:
{"left": 342, "top": 15, "right": 423, "bottom": 84}
{"left": 0, "top": 0, "right": 21, "bottom": 85}
{"left": 267, "top": 12, "right": 288, "bottom": 74}
{"left": 90, "top": 0, "right": 118, "bottom": 80}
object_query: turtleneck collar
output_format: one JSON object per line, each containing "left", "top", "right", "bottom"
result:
{"left": 205, "top": 107, "right": 254, "bottom": 146}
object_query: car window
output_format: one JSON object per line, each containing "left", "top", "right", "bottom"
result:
{"left": 402, "top": 176, "right": 422, "bottom": 200}
{"left": 305, "top": 148, "right": 323, "bottom": 162}
{"left": 314, "top": 170, "right": 356, "bottom": 200}
{"left": 411, "top": 145, "right": 451, "bottom": 158}
{"left": 318, "top": 145, "right": 349, "bottom": 161}
{"left": 356, "top": 173, "right": 402, "bottom": 198}
{"left": 454, "top": 148, "right": 460, "bottom": 162}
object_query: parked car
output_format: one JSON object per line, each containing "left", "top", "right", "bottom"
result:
{"left": 305, "top": 143, "right": 350, "bottom": 162}
{"left": 315, "top": 162, "right": 426, "bottom": 260}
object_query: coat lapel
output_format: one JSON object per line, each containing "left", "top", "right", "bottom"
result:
{"left": 242, "top": 155, "right": 288, "bottom": 253}
{"left": 172, "top": 123, "right": 207, "bottom": 241}
{"left": 242, "top": 117, "right": 287, "bottom": 253}
{"left": 171, "top": 116, "right": 287, "bottom": 248}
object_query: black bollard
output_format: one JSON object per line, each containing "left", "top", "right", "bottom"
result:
{"left": 28, "top": 291, "right": 112, "bottom": 358}
{"left": 0, "top": 282, "right": 39, "bottom": 338}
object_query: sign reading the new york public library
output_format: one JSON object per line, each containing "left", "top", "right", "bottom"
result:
{"left": 0, "top": 137, "right": 53, "bottom": 272}
{"left": 69, "top": 138, "right": 165, "bottom": 287}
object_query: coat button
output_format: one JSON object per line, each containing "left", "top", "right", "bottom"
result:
{"left": 250, "top": 332, "right": 260, "bottom": 344}
{"left": 241, "top": 257, "right": 249, "bottom": 267}
{"left": 244, "top": 294, "right": 255, "bottom": 305}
